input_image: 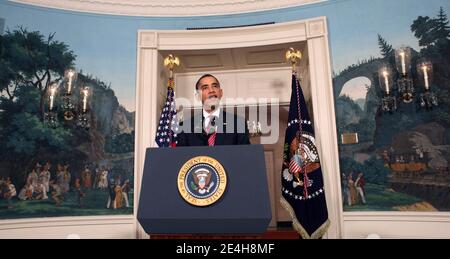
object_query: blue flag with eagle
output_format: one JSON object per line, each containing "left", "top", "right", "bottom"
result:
{"left": 155, "top": 83, "right": 178, "bottom": 147}
{"left": 280, "top": 73, "right": 330, "bottom": 239}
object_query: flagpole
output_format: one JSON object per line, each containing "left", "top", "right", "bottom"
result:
{"left": 286, "top": 47, "right": 310, "bottom": 199}
{"left": 285, "top": 47, "right": 302, "bottom": 74}
{"left": 285, "top": 47, "right": 303, "bottom": 145}
{"left": 164, "top": 54, "right": 180, "bottom": 89}
{"left": 155, "top": 54, "right": 180, "bottom": 147}
{"left": 281, "top": 48, "right": 330, "bottom": 239}
{"left": 285, "top": 47, "right": 303, "bottom": 150}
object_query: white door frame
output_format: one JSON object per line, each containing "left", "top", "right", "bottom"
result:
{"left": 135, "top": 17, "right": 343, "bottom": 238}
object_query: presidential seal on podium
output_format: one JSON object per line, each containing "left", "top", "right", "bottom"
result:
{"left": 177, "top": 156, "right": 227, "bottom": 207}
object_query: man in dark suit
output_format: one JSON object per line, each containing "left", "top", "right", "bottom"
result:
{"left": 176, "top": 74, "right": 250, "bottom": 146}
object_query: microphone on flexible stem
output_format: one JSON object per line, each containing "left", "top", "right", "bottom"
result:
{"left": 210, "top": 105, "right": 216, "bottom": 126}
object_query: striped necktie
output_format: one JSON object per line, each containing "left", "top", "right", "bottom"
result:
{"left": 205, "top": 115, "right": 217, "bottom": 146}
{"left": 208, "top": 131, "right": 217, "bottom": 146}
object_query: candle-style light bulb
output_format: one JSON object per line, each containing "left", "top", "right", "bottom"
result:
{"left": 382, "top": 70, "right": 390, "bottom": 95}
{"left": 422, "top": 65, "right": 429, "bottom": 90}
{"left": 399, "top": 51, "right": 406, "bottom": 75}
{"left": 67, "top": 70, "right": 74, "bottom": 94}
{"left": 82, "top": 88, "right": 89, "bottom": 112}
{"left": 49, "top": 85, "right": 57, "bottom": 110}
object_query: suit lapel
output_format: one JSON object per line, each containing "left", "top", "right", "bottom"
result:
{"left": 188, "top": 111, "right": 204, "bottom": 145}
{"left": 192, "top": 111, "right": 203, "bottom": 134}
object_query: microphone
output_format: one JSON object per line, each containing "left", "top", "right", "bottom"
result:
{"left": 211, "top": 116, "right": 216, "bottom": 126}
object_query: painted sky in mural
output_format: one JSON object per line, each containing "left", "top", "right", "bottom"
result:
{"left": 1, "top": 0, "right": 448, "bottom": 112}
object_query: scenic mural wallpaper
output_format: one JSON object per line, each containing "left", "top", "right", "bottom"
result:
{"left": 334, "top": 6, "right": 450, "bottom": 212}
{"left": 0, "top": 3, "right": 135, "bottom": 219}
{"left": 0, "top": 0, "right": 449, "bottom": 220}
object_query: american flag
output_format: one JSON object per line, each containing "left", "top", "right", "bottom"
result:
{"left": 155, "top": 86, "right": 178, "bottom": 147}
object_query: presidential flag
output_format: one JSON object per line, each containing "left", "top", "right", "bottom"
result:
{"left": 280, "top": 73, "right": 330, "bottom": 239}
{"left": 155, "top": 83, "right": 178, "bottom": 147}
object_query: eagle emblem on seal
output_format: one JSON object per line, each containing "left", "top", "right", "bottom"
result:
{"left": 191, "top": 168, "right": 215, "bottom": 194}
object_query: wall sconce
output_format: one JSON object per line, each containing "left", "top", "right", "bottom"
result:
{"left": 378, "top": 46, "right": 438, "bottom": 113}
{"left": 62, "top": 69, "right": 77, "bottom": 121}
{"left": 44, "top": 82, "right": 59, "bottom": 128}
{"left": 77, "top": 86, "right": 91, "bottom": 129}
{"left": 378, "top": 65, "right": 397, "bottom": 113}
{"left": 44, "top": 69, "right": 91, "bottom": 129}
{"left": 395, "top": 46, "right": 414, "bottom": 103}
{"left": 417, "top": 61, "right": 438, "bottom": 109}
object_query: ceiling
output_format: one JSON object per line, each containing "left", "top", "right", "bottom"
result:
{"left": 11, "top": 0, "right": 324, "bottom": 17}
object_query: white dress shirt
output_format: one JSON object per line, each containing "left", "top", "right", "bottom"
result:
{"left": 203, "top": 107, "right": 220, "bottom": 133}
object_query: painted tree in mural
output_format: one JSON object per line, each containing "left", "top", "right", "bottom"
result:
{"left": 411, "top": 7, "right": 450, "bottom": 48}
{"left": 0, "top": 28, "right": 76, "bottom": 118}
{"left": 0, "top": 28, "right": 77, "bottom": 185}
{"left": 377, "top": 34, "right": 393, "bottom": 58}
{"left": 411, "top": 16, "right": 438, "bottom": 48}
{"left": 435, "top": 7, "right": 450, "bottom": 40}
{"left": 411, "top": 7, "right": 450, "bottom": 127}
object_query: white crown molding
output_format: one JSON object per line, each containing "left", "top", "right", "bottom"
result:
{"left": 10, "top": 0, "right": 325, "bottom": 17}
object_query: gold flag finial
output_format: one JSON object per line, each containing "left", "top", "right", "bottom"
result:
{"left": 164, "top": 54, "right": 180, "bottom": 88}
{"left": 286, "top": 48, "right": 301, "bottom": 73}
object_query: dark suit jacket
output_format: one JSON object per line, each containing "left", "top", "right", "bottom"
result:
{"left": 176, "top": 110, "right": 250, "bottom": 146}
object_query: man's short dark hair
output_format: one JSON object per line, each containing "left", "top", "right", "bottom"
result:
{"left": 195, "top": 74, "right": 220, "bottom": 90}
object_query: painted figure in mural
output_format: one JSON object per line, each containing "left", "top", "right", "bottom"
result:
{"left": 33, "top": 182, "right": 48, "bottom": 200}
{"left": 39, "top": 162, "right": 51, "bottom": 194}
{"left": 355, "top": 172, "right": 366, "bottom": 205}
{"left": 92, "top": 168, "right": 97, "bottom": 189}
{"left": 97, "top": 166, "right": 109, "bottom": 190}
{"left": 347, "top": 173, "right": 358, "bottom": 206}
{"left": 81, "top": 166, "right": 92, "bottom": 189}
{"left": 62, "top": 165, "right": 71, "bottom": 194}
{"left": 106, "top": 178, "right": 116, "bottom": 209}
{"left": 27, "top": 167, "right": 39, "bottom": 187}
{"left": 18, "top": 182, "right": 33, "bottom": 200}
{"left": 3, "top": 178, "right": 17, "bottom": 209}
{"left": 341, "top": 173, "right": 349, "bottom": 206}
{"left": 93, "top": 166, "right": 100, "bottom": 189}
{"left": 25, "top": 166, "right": 40, "bottom": 200}
{"left": 113, "top": 175, "right": 123, "bottom": 209}
{"left": 381, "top": 149, "right": 389, "bottom": 166}
{"left": 114, "top": 184, "right": 123, "bottom": 209}
{"left": 49, "top": 180, "right": 63, "bottom": 207}
{"left": 56, "top": 164, "right": 66, "bottom": 195}
{"left": 74, "top": 178, "right": 85, "bottom": 208}
{"left": 121, "top": 179, "right": 131, "bottom": 208}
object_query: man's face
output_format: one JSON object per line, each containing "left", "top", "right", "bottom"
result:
{"left": 197, "top": 76, "right": 223, "bottom": 111}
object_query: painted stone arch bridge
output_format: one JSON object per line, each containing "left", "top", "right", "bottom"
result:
{"left": 333, "top": 59, "right": 386, "bottom": 97}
